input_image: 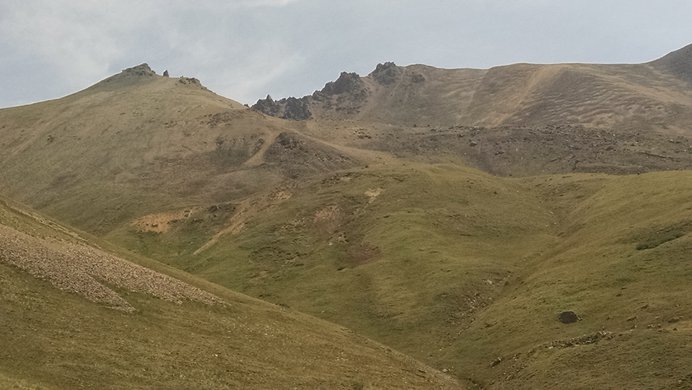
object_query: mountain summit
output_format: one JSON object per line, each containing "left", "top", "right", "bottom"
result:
{"left": 95, "top": 63, "right": 158, "bottom": 88}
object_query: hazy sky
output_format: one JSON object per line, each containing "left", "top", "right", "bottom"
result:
{"left": 1, "top": 0, "right": 690, "bottom": 108}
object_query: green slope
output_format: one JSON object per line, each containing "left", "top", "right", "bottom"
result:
{"left": 108, "top": 164, "right": 692, "bottom": 388}
{"left": 0, "top": 197, "right": 460, "bottom": 389}
{"left": 2, "top": 61, "right": 691, "bottom": 389}
{"left": 445, "top": 171, "right": 692, "bottom": 388}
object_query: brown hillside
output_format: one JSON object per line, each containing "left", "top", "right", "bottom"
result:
{"left": 651, "top": 43, "right": 692, "bottom": 83}
{"left": 254, "top": 44, "right": 692, "bottom": 133}
{"left": 0, "top": 64, "right": 359, "bottom": 234}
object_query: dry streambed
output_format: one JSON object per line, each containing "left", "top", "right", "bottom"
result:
{"left": 0, "top": 224, "right": 221, "bottom": 311}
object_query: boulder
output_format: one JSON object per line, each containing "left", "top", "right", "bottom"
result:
{"left": 558, "top": 311, "right": 580, "bottom": 324}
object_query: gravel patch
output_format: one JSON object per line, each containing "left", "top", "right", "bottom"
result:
{"left": 0, "top": 224, "right": 222, "bottom": 311}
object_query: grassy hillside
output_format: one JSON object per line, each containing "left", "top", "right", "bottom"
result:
{"left": 0, "top": 64, "right": 357, "bottom": 235}
{"left": 2, "top": 55, "right": 691, "bottom": 389}
{"left": 446, "top": 171, "right": 692, "bottom": 388}
{"left": 108, "top": 165, "right": 692, "bottom": 388}
{"left": 0, "top": 196, "right": 460, "bottom": 389}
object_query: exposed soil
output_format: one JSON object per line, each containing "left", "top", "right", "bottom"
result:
{"left": 365, "top": 187, "right": 383, "bottom": 203}
{"left": 132, "top": 207, "right": 202, "bottom": 233}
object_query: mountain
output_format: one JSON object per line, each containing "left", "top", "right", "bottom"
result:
{"left": 0, "top": 64, "right": 357, "bottom": 235}
{"left": 254, "top": 45, "right": 692, "bottom": 133}
{"left": 252, "top": 45, "right": 692, "bottom": 176}
{"left": 0, "top": 195, "right": 460, "bottom": 389}
{"left": 123, "top": 162, "right": 692, "bottom": 389}
{"left": 1, "top": 47, "right": 692, "bottom": 389}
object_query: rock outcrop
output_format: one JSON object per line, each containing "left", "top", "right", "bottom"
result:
{"left": 318, "top": 71, "right": 364, "bottom": 95}
{"left": 252, "top": 70, "right": 369, "bottom": 121}
{"left": 370, "top": 62, "right": 403, "bottom": 85}
{"left": 253, "top": 95, "right": 311, "bottom": 120}
{"left": 96, "top": 63, "right": 158, "bottom": 87}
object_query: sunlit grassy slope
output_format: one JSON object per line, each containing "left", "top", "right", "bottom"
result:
{"left": 0, "top": 197, "right": 460, "bottom": 389}
{"left": 109, "top": 164, "right": 692, "bottom": 388}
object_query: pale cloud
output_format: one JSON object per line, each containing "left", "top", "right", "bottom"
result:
{"left": 225, "top": 52, "right": 306, "bottom": 102}
{"left": 237, "top": 0, "right": 302, "bottom": 7}
{"left": 0, "top": 0, "right": 690, "bottom": 108}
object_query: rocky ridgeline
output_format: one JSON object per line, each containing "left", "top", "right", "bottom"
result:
{"left": 318, "top": 71, "right": 364, "bottom": 95}
{"left": 122, "top": 63, "right": 157, "bottom": 77}
{"left": 252, "top": 70, "right": 369, "bottom": 120}
{"left": 370, "top": 61, "right": 404, "bottom": 85}
{"left": 253, "top": 95, "right": 312, "bottom": 120}
{"left": 253, "top": 63, "right": 406, "bottom": 120}
{"left": 98, "top": 63, "right": 157, "bottom": 86}
{"left": 97, "top": 63, "right": 207, "bottom": 90}
{"left": 252, "top": 61, "right": 428, "bottom": 120}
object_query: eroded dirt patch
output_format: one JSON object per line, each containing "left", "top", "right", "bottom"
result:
{"left": 131, "top": 207, "right": 202, "bottom": 233}
{"left": 365, "top": 187, "right": 383, "bottom": 203}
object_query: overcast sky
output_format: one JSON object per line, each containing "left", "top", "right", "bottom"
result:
{"left": 1, "top": 0, "right": 690, "bottom": 108}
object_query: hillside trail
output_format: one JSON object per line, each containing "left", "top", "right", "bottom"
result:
{"left": 299, "top": 122, "right": 402, "bottom": 167}
{"left": 193, "top": 125, "right": 399, "bottom": 255}
{"left": 192, "top": 197, "right": 253, "bottom": 255}
{"left": 192, "top": 188, "right": 293, "bottom": 255}
{"left": 242, "top": 129, "right": 280, "bottom": 167}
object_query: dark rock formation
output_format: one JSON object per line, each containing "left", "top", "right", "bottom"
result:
{"left": 252, "top": 95, "right": 311, "bottom": 120}
{"left": 558, "top": 311, "right": 580, "bottom": 324}
{"left": 320, "top": 72, "right": 364, "bottom": 95}
{"left": 370, "top": 62, "right": 403, "bottom": 85}
{"left": 254, "top": 70, "right": 368, "bottom": 120}
{"left": 253, "top": 95, "right": 281, "bottom": 116}
{"left": 282, "top": 97, "right": 311, "bottom": 120}
{"left": 123, "top": 63, "right": 156, "bottom": 77}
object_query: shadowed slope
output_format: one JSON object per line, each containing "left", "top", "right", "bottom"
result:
{"left": 651, "top": 43, "right": 692, "bottom": 83}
